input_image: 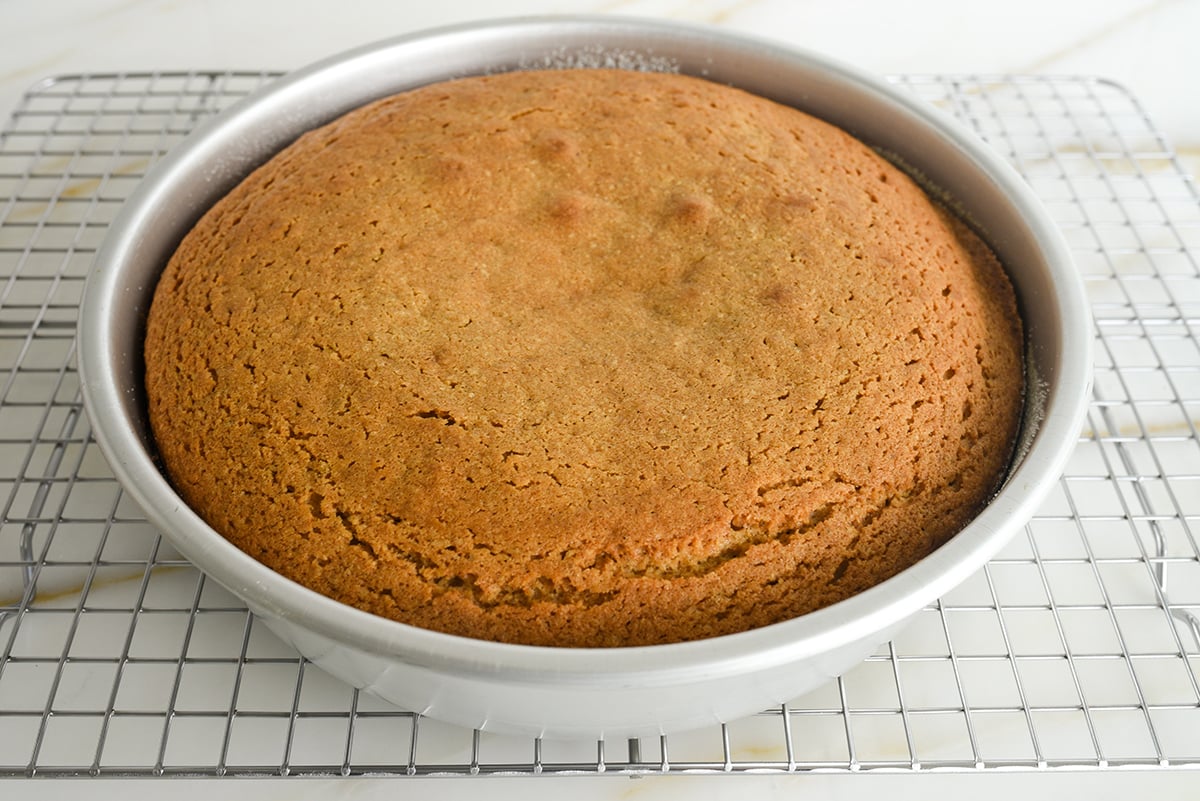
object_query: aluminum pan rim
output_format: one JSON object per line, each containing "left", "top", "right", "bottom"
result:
{"left": 78, "top": 16, "right": 1092, "bottom": 689}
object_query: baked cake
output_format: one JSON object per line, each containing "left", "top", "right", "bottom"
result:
{"left": 144, "top": 68, "right": 1024, "bottom": 647}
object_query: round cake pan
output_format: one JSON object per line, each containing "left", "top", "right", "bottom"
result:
{"left": 78, "top": 16, "right": 1092, "bottom": 738}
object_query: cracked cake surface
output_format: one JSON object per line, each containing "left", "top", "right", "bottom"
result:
{"left": 144, "top": 68, "right": 1024, "bottom": 647}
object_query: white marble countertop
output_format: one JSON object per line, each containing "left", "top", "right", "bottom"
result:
{"left": 2, "top": 1, "right": 1199, "bottom": 799}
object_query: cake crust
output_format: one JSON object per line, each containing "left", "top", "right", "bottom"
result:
{"left": 144, "top": 68, "right": 1024, "bottom": 646}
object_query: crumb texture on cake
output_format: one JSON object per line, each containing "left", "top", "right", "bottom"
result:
{"left": 144, "top": 68, "right": 1024, "bottom": 646}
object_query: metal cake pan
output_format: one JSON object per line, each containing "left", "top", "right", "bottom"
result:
{"left": 77, "top": 16, "right": 1092, "bottom": 738}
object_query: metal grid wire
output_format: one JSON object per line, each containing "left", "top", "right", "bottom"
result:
{"left": 0, "top": 71, "right": 1198, "bottom": 779}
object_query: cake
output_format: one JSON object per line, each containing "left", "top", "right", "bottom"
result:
{"left": 144, "top": 68, "right": 1024, "bottom": 647}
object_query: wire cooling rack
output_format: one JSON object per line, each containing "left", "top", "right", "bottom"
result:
{"left": 0, "top": 72, "right": 1198, "bottom": 780}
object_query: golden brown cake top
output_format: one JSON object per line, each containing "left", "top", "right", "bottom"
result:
{"left": 145, "top": 68, "right": 1023, "bottom": 646}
